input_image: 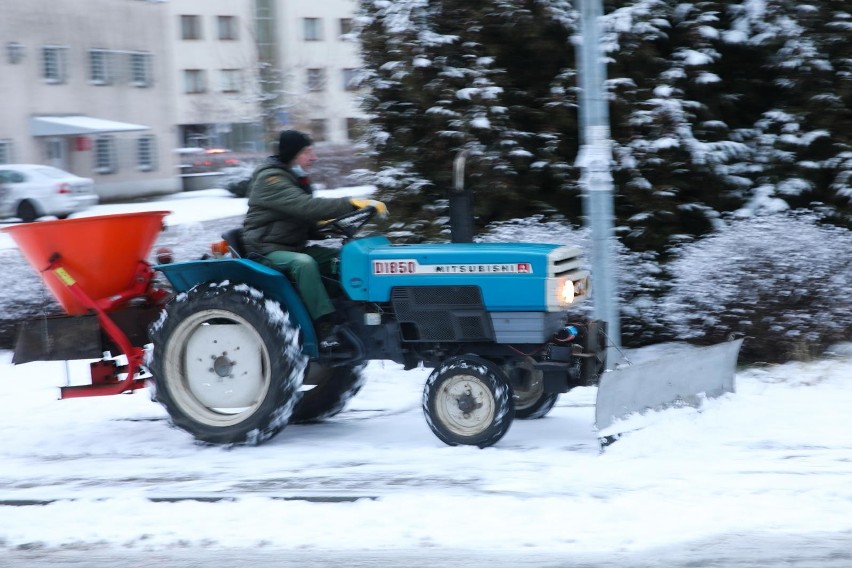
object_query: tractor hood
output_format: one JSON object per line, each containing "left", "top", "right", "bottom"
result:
{"left": 340, "top": 236, "right": 590, "bottom": 312}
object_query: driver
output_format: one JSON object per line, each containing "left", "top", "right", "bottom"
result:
{"left": 243, "top": 129, "right": 387, "bottom": 350}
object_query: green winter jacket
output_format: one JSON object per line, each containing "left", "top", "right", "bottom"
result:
{"left": 243, "top": 159, "right": 354, "bottom": 255}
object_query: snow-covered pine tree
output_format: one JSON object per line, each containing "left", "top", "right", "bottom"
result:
{"left": 725, "top": 0, "right": 852, "bottom": 225}
{"left": 358, "top": 0, "right": 582, "bottom": 233}
{"left": 605, "top": 0, "right": 752, "bottom": 254}
{"left": 358, "top": 0, "right": 849, "bottom": 250}
{"left": 476, "top": 1, "right": 582, "bottom": 219}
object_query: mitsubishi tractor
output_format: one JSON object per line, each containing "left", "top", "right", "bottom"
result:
{"left": 147, "top": 205, "right": 606, "bottom": 447}
{"left": 3, "top": 186, "right": 741, "bottom": 448}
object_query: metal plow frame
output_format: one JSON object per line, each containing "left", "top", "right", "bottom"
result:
{"left": 595, "top": 338, "right": 744, "bottom": 440}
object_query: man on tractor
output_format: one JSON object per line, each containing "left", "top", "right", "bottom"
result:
{"left": 242, "top": 129, "right": 387, "bottom": 350}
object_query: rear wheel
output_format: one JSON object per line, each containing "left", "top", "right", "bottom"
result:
{"left": 515, "top": 390, "right": 559, "bottom": 420}
{"left": 148, "top": 283, "right": 307, "bottom": 445}
{"left": 290, "top": 362, "right": 367, "bottom": 423}
{"left": 511, "top": 359, "right": 559, "bottom": 420}
{"left": 17, "top": 201, "right": 38, "bottom": 223}
{"left": 423, "top": 355, "right": 514, "bottom": 448}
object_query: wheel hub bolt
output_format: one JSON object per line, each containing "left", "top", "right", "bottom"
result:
{"left": 210, "top": 353, "right": 235, "bottom": 378}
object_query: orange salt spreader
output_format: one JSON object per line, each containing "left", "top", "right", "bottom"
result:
{"left": 2, "top": 211, "right": 172, "bottom": 398}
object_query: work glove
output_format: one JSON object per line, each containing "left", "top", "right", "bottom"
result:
{"left": 350, "top": 198, "right": 388, "bottom": 217}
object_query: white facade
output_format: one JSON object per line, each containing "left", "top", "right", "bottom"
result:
{"left": 0, "top": 0, "right": 366, "bottom": 201}
{"left": 0, "top": 0, "right": 180, "bottom": 200}
{"left": 274, "top": 0, "right": 366, "bottom": 145}
{"left": 166, "top": 0, "right": 263, "bottom": 152}
{"left": 165, "top": 0, "right": 365, "bottom": 152}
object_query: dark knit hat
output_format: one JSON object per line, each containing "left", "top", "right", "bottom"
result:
{"left": 277, "top": 130, "right": 313, "bottom": 164}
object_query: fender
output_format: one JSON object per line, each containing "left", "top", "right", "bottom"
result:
{"left": 155, "top": 258, "right": 320, "bottom": 356}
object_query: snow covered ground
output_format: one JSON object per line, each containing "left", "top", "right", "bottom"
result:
{"left": 0, "top": 189, "right": 850, "bottom": 559}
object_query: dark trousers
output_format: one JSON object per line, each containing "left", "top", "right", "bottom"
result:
{"left": 263, "top": 245, "right": 340, "bottom": 321}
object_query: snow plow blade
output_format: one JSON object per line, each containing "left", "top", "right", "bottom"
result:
{"left": 595, "top": 338, "right": 744, "bottom": 438}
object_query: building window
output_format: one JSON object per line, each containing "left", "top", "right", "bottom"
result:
{"left": 0, "top": 140, "right": 12, "bottom": 164}
{"left": 184, "top": 69, "right": 207, "bottom": 94}
{"left": 42, "top": 46, "right": 68, "bottom": 83}
{"left": 6, "top": 42, "right": 24, "bottom": 65}
{"left": 342, "top": 68, "right": 360, "bottom": 91}
{"left": 89, "top": 49, "right": 114, "bottom": 85}
{"left": 339, "top": 18, "right": 353, "bottom": 38}
{"left": 255, "top": 0, "right": 275, "bottom": 61}
{"left": 130, "top": 52, "right": 152, "bottom": 87}
{"left": 94, "top": 136, "right": 117, "bottom": 174}
{"left": 221, "top": 69, "right": 241, "bottom": 93}
{"left": 309, "top": 119, "right": 327, "bottom": 142}
{"left": 46, "top": 139, "right": 64, "bottom": 163}
{"left": 137, "top": 135, "right": 157, "bottom": 171}
{"left": 345, "top": 118, "right": 363, "bottom": 141}
{"left": 180, "top": 15, "right": 202, "bottom": 40}
{"left": 307, "top": 68, "right": 325, "bottom": 92}
{"left": 303, "top": 18, "right": 323, "bottom": 41}
{"left": 217, "top": 15, "right": 238, "bottom": 40}
{"left": 256, "top": 0, "right": 273, "bottom": 19}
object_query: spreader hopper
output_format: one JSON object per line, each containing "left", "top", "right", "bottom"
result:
{"left": 3, "top": 211, "right": 169, "bottom": 315}
{"left": 2, "top": 211, "right": 171, "bottom": 397}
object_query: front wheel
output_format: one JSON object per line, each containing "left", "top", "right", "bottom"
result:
{"left": 147, "top": 283, "right": 307, "bottom": 445}
{"left": 422, "top": 355, "right": 514, "bottom": 448}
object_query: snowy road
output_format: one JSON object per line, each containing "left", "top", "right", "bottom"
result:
{"left": 3, "top": 533, "right": 852, "bottom": 568}
{"left": 1, "top": 352, "right": 851, "bottom": 566}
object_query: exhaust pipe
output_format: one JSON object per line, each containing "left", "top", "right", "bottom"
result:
{"left": 450, "top": 149, "right": 474, "bottom": 243}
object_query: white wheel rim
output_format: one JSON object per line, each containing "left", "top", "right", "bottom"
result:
{"left": 435, "top": 374, "right": 495, "bottom": 437}
{"left": 164, "top": 308, "right": 272, "bottom": 427}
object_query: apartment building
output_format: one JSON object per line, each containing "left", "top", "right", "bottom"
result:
{"left": 170, "top": 0, "right": 365, "bottom": 152}
{"left": 0, "top": 0, "right": 366, "bottom": 200}
{"left": 274, "top": 0, "right": 366, "bottom": 145}
{"left": 167, "top": 0, "right": 262, "bottom": 152}
{"left": 0, "top": 0, "right": 180, "bottom": 200}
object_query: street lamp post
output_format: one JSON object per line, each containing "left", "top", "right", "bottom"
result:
{"left": 575, "top": 0, "right": 621, "bottom": 368}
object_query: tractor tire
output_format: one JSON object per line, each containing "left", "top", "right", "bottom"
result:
{"left": 422, "top": 355, "right": 514, "bottom": 448}
{"left": 290, "top": 361, "right": 367, "bottom": 423}
{"left": 507, "top": 358, "right": 560, "bottom": 420}
{"left": 147, "top": 282, "right": 307, "bottom": 445}
{"left": 17, "top": 201, "right": 38, "bottom": 223}
{"left": 515, "top": 391, "right": 559, "bottom": 420}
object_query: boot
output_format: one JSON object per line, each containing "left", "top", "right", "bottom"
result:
{"left": 314, "top": 316, "right": 341, "bottom": 351}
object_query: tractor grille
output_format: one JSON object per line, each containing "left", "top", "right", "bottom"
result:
{"left": 551, "top": 246, "right": 585, "bottom": 277}
{"left": 391, "top": 286, "right": 494, "bottom": 343}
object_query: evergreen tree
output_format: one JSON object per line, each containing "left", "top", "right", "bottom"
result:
{"left": 357, "top": 0, "right": 851, "bottom": 248}
{"left": 606, "top": 0, "right": 752, "bottom": 254}
{"left": 358, "top": 0, "right": 581, "bottom": 234}
{"left": 725, "top": 0, "right": 852, "bottom": 225}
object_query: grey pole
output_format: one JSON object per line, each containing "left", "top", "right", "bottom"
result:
{"left": 575, "top": 0, "right": 621, "bottom": 368}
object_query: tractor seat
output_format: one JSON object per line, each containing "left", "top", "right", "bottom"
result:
{"left": 221, "top": 228, "right": 247, "bottom": 258}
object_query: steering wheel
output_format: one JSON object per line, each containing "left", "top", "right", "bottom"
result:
{"left": 318, "top": 206, "right": 377, "bottom": 240}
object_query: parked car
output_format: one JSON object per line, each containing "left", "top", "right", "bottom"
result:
{"left": 175, "top": 148, "right": 243, "bottom": 174}
{"left": 0, "top": 164, "right": 99, "bottom": 223}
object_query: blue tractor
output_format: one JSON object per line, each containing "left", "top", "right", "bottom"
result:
{"left": 148, "top": 206, "right": 606, "bottom": 448}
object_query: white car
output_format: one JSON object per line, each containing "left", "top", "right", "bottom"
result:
{"left": 0, "top": 164, "right": 99, "bottom": 222}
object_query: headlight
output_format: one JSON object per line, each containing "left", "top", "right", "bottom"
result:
{"left": 560, "top": 279, "right": 575, "bottom": 304}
